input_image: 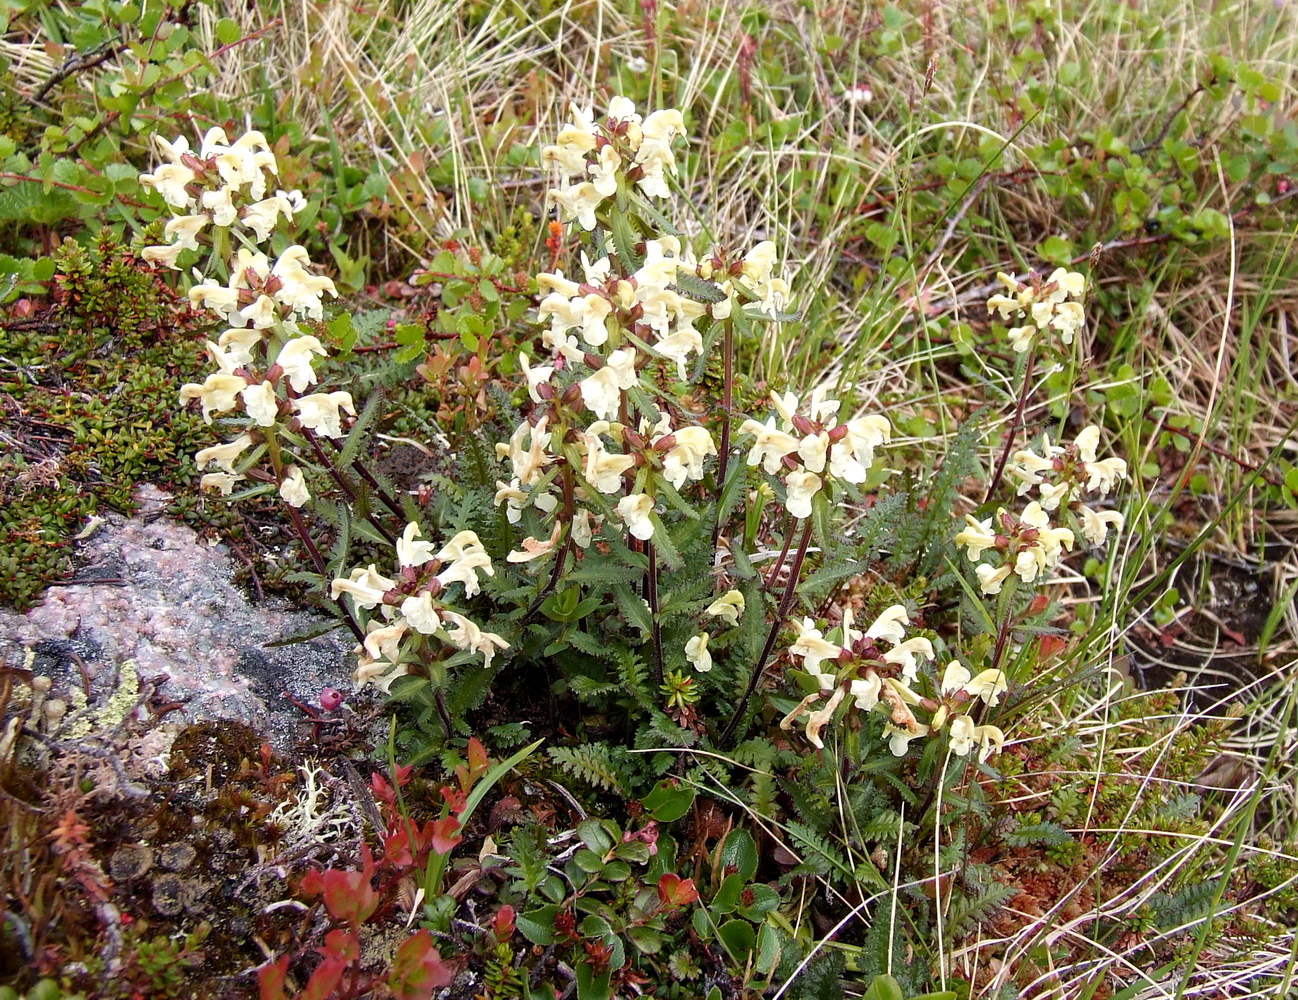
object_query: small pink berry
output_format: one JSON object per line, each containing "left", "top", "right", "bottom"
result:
{"left": 319, "top": 687, "right": 343, "bottom": 712}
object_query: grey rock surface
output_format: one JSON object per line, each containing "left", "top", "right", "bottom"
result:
{"left": 0, "top": 485, "right": 367, "bottom": 752}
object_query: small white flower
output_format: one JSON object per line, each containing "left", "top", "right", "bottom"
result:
{"left": 741, "top": 241, "right": 778, "bottom": 284}
{"left": 496, "top": 416, "right": 552, "bottom": 486}
{"left": 272, "top": 245, "right": 337, "bottom": 321}
{"left": 519, "top": 352, "right": 555, "bottom": 403}
{"left": 439, "top": 610, "right": 509, "bottom": 669}
{"left": 434, "top": 530, "right": 494, "bottom": 597}
{"left": 188, "top": 281, "right": 242, "bottom": 325}
{"left": 548, "top": 181, "right": 603, "bottom": 230}
{"left": 784, "top": 469, "right": 822, "bottom": 519}
{"left": 849, "top": 672, "right": 881, "bottom": 711}
{"left": 881, "top": 637, "right": 934, "bottom": 683}
{"left": 705, "top": 590, "right": 745, "bottom": 627}
{"left": 276, "top": 336, "right": 328, "bottom": 393}
{"left": 976, "top": 562, "right": 1013, "bottom": 594}
{"left": 396, "top": 522, "right": 438, "bottom": 568}
{"left": 790, "top": 617, "right": 843, "bottom": 681}
{"left": 797, "top": 432, "right": 829, "bottom": 474}
{"left": 401, "top": 591, "right": 442, "bottom": 634}
{"left": 199, "top": 472, "right": 244, "bottom": 495}
{"left": 571, "top": 509, "right": 596, "bottom": 548}
{"left": 200, "top": 187, "right": 238, "bottom": 227}
{"left": 217, "top": 327, "right": 262, "bottom": 368}
{"left": 685, "top": 633, "right": 711, "bottom": 672}
{"left": 660, "top": 426, "right": 716, "bottom": 488}
{"left": 863, "top": 605, "right": 909, "bottom": 645}
{"left": 331, "top": 565, "right": 396, "bottom": 609}
{"left": 654, "top": 329, "right": 703, "bottom": 380}
{"left": 292, "top": 391, "right": 355, "bottom": 438}
{"left": 163, "top": 214, "right": 209, "bottom": 251}
{"left": 1079, "top": 504, "right": 1124, "bottom": 545}
{"left": 239, "top": 294, "right": 279, "bottom": 330}
{"left": 803, "top": 686, "right": 846, "bottom": 749}
{"left": 582, "top": 436, "right": 636, "bottom": 495}
{"left": 241, "top": 193, "right": 295, "bottom": 242}
{"left": 955, "top": 515, "right": 998, "bottom": 560}
{"left": 885, "top": 723, "right": 927, "bottom": 757}
{"left": 616, "top": 493, "right": 657, "bottom": 541}
{"left": 279, "top": 465, "right": 310, "bottom": 508}
{"left": 195, "top": 433, "right": 254, "bottom": 472}
{"left": 141, "top": 243, "right": 186, "bottom": 269}
{"left": 140, "top": 163, "right": 196, "bottom": 209}
{"left": 180, "top": 372, "right": 247, "bottom": 423}
{"left": 240, "top": 381, "right": 279, "bottom": 426}
{"left": 739, "top": 418, "right": 800, "bottom": 474}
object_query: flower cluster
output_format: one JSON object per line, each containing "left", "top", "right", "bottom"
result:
{"left": 987, "top": 268, "right": 1086, "bottom": 353}
{"left": 140, "top": 128, "right": 305, "bottom": 269}
{"left": 1007, "top": 425, "right": 1128, "bottom": 545}
{"left": 778, "top": 604, "right": 1008, "bottom": 761}
{"left": 331, "top": 524, "right": 507, "bottom": 691}
{"left": 739, "top": 387, "right": 890, "bottom": 518}
{"left": 542, "top": 97, "right": 687, "bottom": 229}
{"left": 497, "top": 98, "right": 797, "bottom": 559}
{"left": 140, "top": 129, "right": 345, "bottom": 508}
{"left": 956, "top": 501, "right": 1076, "bottom": 594}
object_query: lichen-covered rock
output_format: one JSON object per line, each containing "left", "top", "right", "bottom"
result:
{"left": 0, "top": 486, "right": 368, "bottom": 751}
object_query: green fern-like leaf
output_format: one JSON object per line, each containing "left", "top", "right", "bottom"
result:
{"left": 548, "top": 744, "right": 631, "bottom": 795}
{"left": 783, "top": 818, "right": 850, "bottom": 882}
{"left": 944, "top": 880, "right": 1019, "bottom": 938}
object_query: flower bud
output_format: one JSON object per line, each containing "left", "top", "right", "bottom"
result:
{"left": 319, "top": 688, "right": 343, "bottom": 712}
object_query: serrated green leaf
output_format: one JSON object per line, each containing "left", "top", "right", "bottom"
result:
{"left": 669, "top": 271, "right": 726, "bottom": 303}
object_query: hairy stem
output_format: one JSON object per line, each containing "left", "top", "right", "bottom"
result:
{"left": 718, "top": 517, "right": 814, "bottom": 748}
{"left": 301, "top": 427, "right": 397, "bottom": 545}
{"left": 647, "top": 542, "right": 665, "bottom": 688}
{"left": 984, "top": 349, "right": 1035, "bottom": 504}
{"left": 711, "top": 320, "right": 734, "bottom": 550}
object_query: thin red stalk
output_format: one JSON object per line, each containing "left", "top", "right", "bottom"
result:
{"left": 984, "top": 350, "right": 1035, "bottom": 504}
{"left": 717, "top": 518, "right": 814, "bottom": 748}
{"left": 647, "top": 543, "right": 665, "bottom": 688}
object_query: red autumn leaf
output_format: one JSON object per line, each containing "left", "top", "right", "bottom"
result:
{"left": 384, "top": 826, "right": 416, "bottom": 868}
{"left": 302, "top": 958, "right": 346, "bottom": 1000}
{"left": 389, "top": 929, "right": 454, "bottom": 1000}
{"left": 656, "top": 872, "right": 700, "bottom": 907}
{"left": 370, "top": 772, "right": 395, "bottom": 807}
{"left": 301, "top": 848, "right": 378, "bottom": 926}
{"left": 429, "top": 816, "right": 462, "bottom": 855}
{"left": 257, "top": 956, "right": 290, "bottom": 1000}
{"left": 1037, "top": 634, "right": 1067, "bottom": 661}
{"left": 318, "top": 928, "right": 360, "bottom": 963}
{"left": 440, "top": 786, "right": 467, "bottom": 815}
{"left": 1026, "top": 593, "right": 1051, "bottom": 616}
{"left": 493, "top": 904, "right": 516, "bottom": 941}
{"left": 467, "top": 737, "right": 488, "bottom": 774}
